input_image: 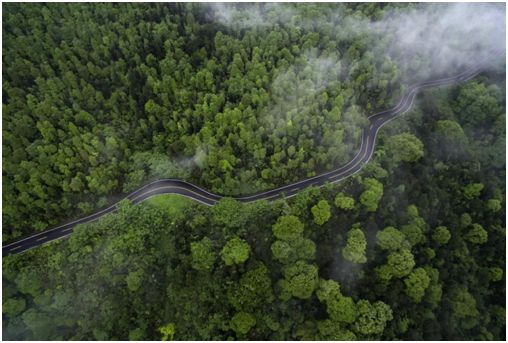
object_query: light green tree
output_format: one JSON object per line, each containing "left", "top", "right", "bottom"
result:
{"left": 221, "top": 237, "right": 251, "bottom": 266}
{"left": 378, "top": 248, "right": 415, "bottom": 281}
{"left": 125, "top": 270, "right": 143, "bottom": 292}
{"left": 432, "top": 226, "right": 451, "bottom": 245}
{"left": 334, "top": 193, "right": 355, "bottom": 210}
{"left": 317, "top": 319, "right": 357, "bottom": 340}
{"left": 316, "top": 279, "right": 357, "bottom": 324}
{"left": 360, "top": 178, "right": 384, "bottom": 212}
{"left": 271, "top": 237, "right": 315, "bottom": 264}
{"left": 158, "top": 323, "right": 175, "bottom": 341}
{"left": 404, "top": 267, "right": 431, "bottom": 303}
{"left": 272, "top": 215, "right": 304, "bottom": 241}
{"left": 190, "top": 237, "right": 215, "bottom": 271}
{"left": 450, "top": 286, "right": 479, "bottom": 319}
{"left": 342, "top": 227, "right": 367, "bottom": 264}
{"left": 487, "top": 267, "right": 503, "bottom": 282}
{"left": 280, "top": 261, "right": 319, "bottom": 300}
{"left": 352, "top": 300, "right": 393, "bottom": 338}
{"left": 464, "top": 223, "right": 488, "bottom": 244}
{"left": 487, "top": 199, "right": 501, "bottom": 212}
{"left": 230, "top": 312, "right": 256, "bottom": 335}
{"left": 463, "top": 183, "right": 484, "bottom": 199}
{"left": 228, "top": 264, "right": 274, "bottom": 311}
{"left": 311, "top": 200, "right": 331, "bottom": 225}
{"left": 407, "top": 205, "right": 419, "bottom": 219}
{"left": 385, "top": 133, "right": 424, "bottom": 163}
{"left": 401, "top": 221, "right": 425, "bottom": 247}
{"left": 376, "top": 226, "right": 406, "bottom": 251}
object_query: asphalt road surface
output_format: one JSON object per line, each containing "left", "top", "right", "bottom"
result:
{"left": 3, "top": 51, "right": 503, "bottom": 256}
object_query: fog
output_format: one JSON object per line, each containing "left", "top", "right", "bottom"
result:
{"left": 360, "top": 2, "right": 506, "bottom": 79}
{"left": 207, "top": 1, "right": 506, "bottom": 286}
{"left": 210, "top": 2, "right": 505, "bottom": 81}
{"left": 206, "top": 1, "right": 505, "bottom": 172}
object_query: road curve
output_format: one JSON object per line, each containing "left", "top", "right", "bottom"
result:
{"left": 3, "top": 50, "right": 503, "bottom": 256}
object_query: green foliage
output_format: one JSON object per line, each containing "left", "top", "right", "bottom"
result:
{"left": 125, "top": 270, "right": 143, "bottom": 292}
{"left": 316, "top": 278, "right": 341, "bottom": 302}
{"left": 464, "top": 223, "right": 488, "bottom": 244}
{"left": 376, "top": 226, "right": 406, "bottom": 251}
{"left": 129, "top": 328, "right": 145, "bottom": 341}
{"left": 2, "top": 298, "right": 26, "bottom": 318}
{"left": 403, "top": 267, "right": 431, "bottom": 303}
{"left": 271, "top": 237, "right": 315, "bottom": 264}
{"left": 221, "top": 237, "right": 251, "bottom": 266}
{"left": 460, "top": 213, "right": 473, "bottom": 227}
{"left": 450, "top": 287, "right": 479, "bottom": 319}
{"left": 486, "top": 199, "right": 502, "bottom": 212}
{"left": 15, "top": 268, "right": 44, "bottom": 297}
{"left": 159, "top": 323, "right": 176, "bottom": 341}
{"left": 330, "top": 295, "right": 357, "bottom": 324}
{"left": 311, "top": 200, "right": 331, "bottom": 225}
{"left": 334, "top": 192, "right": 355, "bottom": 210}
{"left": 352, "top": 300, "right": 393, "bottom": 338}
{"left": 454, "top": 81, "right": 502, "bottom": 127}
{"left": 228, "top": 264, "right": 274, "bottom": 311}
{"left": 384, "top": 133, "right": 424, "bottom": 163}
{"left": 211, "top": 198, "right": 247, "bottom": 229}
{"left": 1, "top": 3, "right": 505, "bottom": 341}
{"left": 407, "top": 205, "right": 419, "bottom": 219}
{"left": 423, "top": 266, "right": 442, "bottom": 310}
{"left": 401, "top": 219, "right": 426, "bottom": 247}
{"left": 146, "top": 194, "right": 194, "bottom": 218}
{"left": 272, "top": 215, "right": 304, "bottom": 242}
{"left": 316, "top": 279, "right": 357, "bottom": 324}
{"left": 271, "top": 214, "right": 315, "bottom": 265}
{"left": 280, "top": 261, "right": 319, "bottom": 300}
{"left": 463, "top": 183, "right": 484, "bottom": 200}
{"left": 378, "top": 248, "right": 415, "bottom": 281}
{"left": 487, "top": 267, "right": 503, "bottom": 282}
{"left": 317, "top": 320, "right": 357, "bottom": 340}
{"left": 230, "top": 312, "right": 256, "bottom": 336}
{"left": 342, "top": 227, "right": 367, "bottom": 264}
{"left": 22, "top": 309, "right": 55, "bottom": 340}
{"left": 360, "top": 178, "right": 384, "bottom": 212}
{"left": 191, "top": 237, "right": 216, "bottom": 271}
{"left": 432, "top": 120, "right": 469, "bottom": 159}
{"left": 432, "top": 226, "right": 451, "bottom": 245}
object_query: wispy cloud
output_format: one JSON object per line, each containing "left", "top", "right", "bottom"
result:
{"left": 209, "top": 3, "right": 505, "bottom": 80}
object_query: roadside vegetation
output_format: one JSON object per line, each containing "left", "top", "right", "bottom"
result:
{"left": 3, "top": 3, "right": 405, "bottom": 240}
{"left": 2, "top": 2, "right": 505, "bottom": 341}
{"left": 3, "top": 72, "right": 505, "bottom": 339}
{"left": 145, "top": 194, "right": 196, "bottom": 218}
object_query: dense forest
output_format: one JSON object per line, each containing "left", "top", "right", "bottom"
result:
{"left": 2, "top": 2, "right": 506, "bottom": 341}
{"left": 3, "top": 2, "right": 395, "bottom": 240}
{"left": 6, "top": 2, "right": 499, "bottom": 240}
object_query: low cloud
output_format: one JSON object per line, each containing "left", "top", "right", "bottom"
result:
{"left": 210, "top": 3, "right": 505, "bottom": 81}
{"left": 209, "top": 3, "right": 296, "bottom": 30}
{"left": 362, "top": 3, "right": 505, "bottom": 79}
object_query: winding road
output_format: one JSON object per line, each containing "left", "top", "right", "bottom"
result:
{"left": 2, "top": 51, "right": 503, "bottom": 256}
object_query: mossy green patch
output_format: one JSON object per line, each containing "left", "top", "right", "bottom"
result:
{"left": 144, "top": 194, "right": 196, "bottom": 217}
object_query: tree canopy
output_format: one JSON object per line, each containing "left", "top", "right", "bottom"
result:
{"left": 311, "top": 200, "right": 332, "bottom": 225}
{"left": 342, "top": 227, "right": 368, "bottom": 264}
{"left": 221, "top": 237, "right": 251, "bottom": 266}
{"left": 1, "top": 2, "right": 505, "bottom": 341}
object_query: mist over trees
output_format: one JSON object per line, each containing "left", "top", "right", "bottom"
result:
{"left": 2, "top": 2, "right": 506, "bottom": 341}
{"left": 4, "top": 3, "right": 504, "bottom": 241}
